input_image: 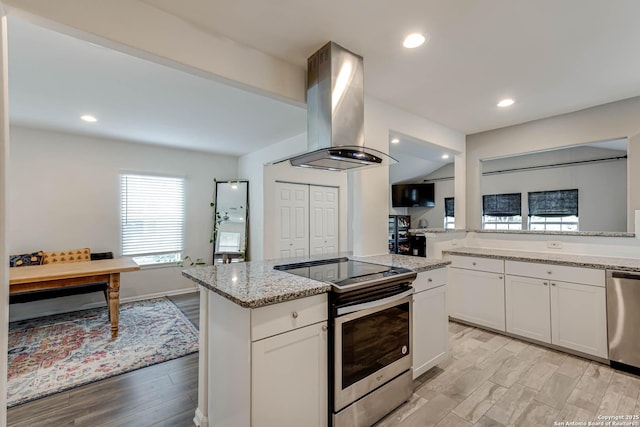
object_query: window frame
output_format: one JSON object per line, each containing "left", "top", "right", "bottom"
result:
{"left": 444, "top": 197, "right": 455, "bottom": 229}
{"left": 528, "top": 215, "right": 579, "bottom": 231}
{"left": 120, "top": 172, "right": 186, "bottom": 266}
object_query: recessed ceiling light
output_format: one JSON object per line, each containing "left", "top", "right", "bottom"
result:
{"left": 497, "top": 99, "right": 515, "bottom": 108}
{"left": 391, "top": 138, "right": 400, "bottom": 144}
{"left": 442, "top": 154, "right": 450, "bottom": 159}
{"left": 403, "top": 33, "right": 427, "bottom": 49}
{"left": 80, "top": 114, "right": 98, "bottom": 122}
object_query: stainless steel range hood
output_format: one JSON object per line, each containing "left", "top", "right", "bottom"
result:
{"left": 280, "top": 42, "right": 395, "bottom": 171}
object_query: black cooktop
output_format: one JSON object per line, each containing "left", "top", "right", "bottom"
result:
{"left": 274, "top": 257, "right": 416, "bottom": 292}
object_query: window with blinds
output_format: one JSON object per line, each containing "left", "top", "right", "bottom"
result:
{"left": 482, "top": 193, "right": 522, "bottom": 230}
{"left": 444, "top": 197, "right": 455, "bottom": 229}
{"left": 528, "top": 189, "right": 579, "bottom": 231}
{"left": 120, "top": 173, "right": 185, "bottom": 265}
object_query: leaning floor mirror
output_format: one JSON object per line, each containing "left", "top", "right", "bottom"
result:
{"left": 212, "top": 180, "right": 249, "bottom": 264}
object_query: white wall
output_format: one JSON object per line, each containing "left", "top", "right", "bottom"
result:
{"left": 240, "top": 95, "right": 468, "bottom": 260}
{"left": 466, "top": 96, "right": 640, "bottom": 230}
{"left": 629, "top": 132, "right": 640, "bottom": 231}
{"left": 353, "top": 97, "right": 466, "bottom": 256}
{"left": 481, "top": 147, "right": 627, "bottom": 231}
{"left": 411, "top": 180, "right": 455, "bottom": 229}
{"left": 8, "top": 126, "right": 238, "bottom": 320}
{"left": 401, "top": 163, "right": 455, "bottom": 229}
{"left": 0, "top": 10, "right": 9, "bottom": 425}
{"left": 239, "top": 132, "right": 349, "bottom": 260}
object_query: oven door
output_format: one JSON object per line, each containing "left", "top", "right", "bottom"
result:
{"left": 334, "top": 288, "right": 413, "bottom": 412}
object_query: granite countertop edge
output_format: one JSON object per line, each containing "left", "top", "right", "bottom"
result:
{"left": 467, "top": 229, "right": 636, "bottom": 238}
{"left": 442, "top": 248, "right": 640, "bottom": 272}
{"left": 186, "top": 273, "right": 332, "bottom": 308}
{"left": 407, "top": 228, "right": 636, "bottom": 238}
{"left": 183, "top": 254, "right": 450, "bottom": 309}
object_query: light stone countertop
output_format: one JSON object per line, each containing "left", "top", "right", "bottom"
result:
{"left": 408, "top": 228, "right": 467, "bottom": 234}
{"left": 350, "top": 254, "right": 450, "bottom": 273}
{"left": 182, "top": 253, "right": 450, "bottom": 309}
{"left": 443, "top": 247, "right": 640, "bottom": 272}
{"left": 467, "top": 229, "right": 636, "bottom": 238}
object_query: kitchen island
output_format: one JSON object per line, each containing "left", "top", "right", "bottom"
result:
{"left": 182, "top": 254, "right": 450, "bottom": 427}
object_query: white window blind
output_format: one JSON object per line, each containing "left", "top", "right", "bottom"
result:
{"left": 120, "top": 174, "right": 185, "bottom": 259}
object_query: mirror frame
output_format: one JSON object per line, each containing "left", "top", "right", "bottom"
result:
{"left": 212, "top": 180, "right": 250, "bottom": 263}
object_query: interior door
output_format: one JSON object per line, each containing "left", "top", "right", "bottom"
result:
{"left": 309, "top": 185, "right": 339, "bottom": 255}
{"left": 275, "top": 182, "right": 309, "bottom": 258}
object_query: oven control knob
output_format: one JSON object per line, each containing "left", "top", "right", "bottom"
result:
{"left": 402, "top": 345, "right": 408, "bottom": 355}
{"left": 291, "top": 311, "right": 299, "bottom": 319}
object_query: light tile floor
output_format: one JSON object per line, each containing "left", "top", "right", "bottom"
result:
{"left": 375, "top": 321, "right": 640, "bottom": 427}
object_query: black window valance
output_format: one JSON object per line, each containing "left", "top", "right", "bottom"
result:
{"left": 444, "top": 197, "right": 455, "bottom": 217}
{"left": 482, "top": 193, "right": 521, "bottom": 216}
{"left": 528, "top": 189, "right": 578, "bottom": 217}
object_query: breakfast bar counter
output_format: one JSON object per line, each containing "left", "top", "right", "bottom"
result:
{"left": 443, "top": 247, "right": 640, "bottom": 272}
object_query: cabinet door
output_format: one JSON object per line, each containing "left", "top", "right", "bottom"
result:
{"left": 252, "top": 322, "right": 328, "bottom": 427}
{"left": 413, "top": 285, "right": 448, "bottom": 379}
{"left": 505, "top": 275, "right": 551, "bottom": 343}
{"left": 550, "top": 281, "right": 607, "bottom": 358}
{"left": 309, "top": 185, "right": 339, "bottom": 255}
{"left": 448, "top": 267, "right": 506, "bottom": 331}
{"left": 275, "top": 182, "right": 309, "bottom": 258}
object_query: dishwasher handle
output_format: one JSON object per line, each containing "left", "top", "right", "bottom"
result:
{"left": 609, "top": 270, "right": 640, "bottom": 281}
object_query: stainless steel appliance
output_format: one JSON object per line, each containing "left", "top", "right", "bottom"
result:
{"left": 275, "top": 258, "right": 417, "bottom": 427}
{"left": 607, "top": 270, "right": 640, "bottom": 372}
{"left": 275, "top": 42, "right": 395, "bottom": 171}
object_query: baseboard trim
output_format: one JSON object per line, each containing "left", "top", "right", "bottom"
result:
{"left": 9, "top": 286, "right": 199, "bottom": 322}
{"left": 121, "top": 287, "right": 199, "bottom": 304}
{"left": 193, "top": 408, "right": 208, "bottom": 427}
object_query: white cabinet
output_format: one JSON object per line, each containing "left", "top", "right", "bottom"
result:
{"left": 204, "top": 292, "right": 328, "bottom": 427}
{"left": 252, "top": 321, "right": 328, "bottom": 427}
{"left": 448, "top": 263, "right": 506, "bottom": 331}
{"left": 505, "top": 260, "right": 607, "bottom": 359}
{"left": 505, "top": 275, "right": 551, "bottom": 342}
{"left": 250, "top": 294, "right": 328, "bottom": 427}
{"left": 412, "top": 269, "right": 448, "bottom": 379}
{"left": 550, "top": 280, "right": 607, "bottom": 358}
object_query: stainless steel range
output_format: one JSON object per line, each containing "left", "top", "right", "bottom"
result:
{"left": 275, "top": 257, "right": 417, "bottom": 427}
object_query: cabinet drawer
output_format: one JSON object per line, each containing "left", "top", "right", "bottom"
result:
{"left": 413, "top": 268, "right": 447, "bottom": 293}
{"left": 251, "top": 294, "right": 328, "bottom": 341}
{"left": 447, "top": 255, "right": 504, "bottom": 273}
{"left": 505, "top": 261, "right": 604, "bottom": 287}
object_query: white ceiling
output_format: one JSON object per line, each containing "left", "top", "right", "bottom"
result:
{"left": 8, "top": 18, "right": 307, "bottom": 156}
{"left": 389, "top": 133, "right": 454, "bottom": 183}
{"left": 8, "top": 1, "right": 640, "bottom": 157}
{"left": 143, "top": 0, "right": 640, "bottom": 134}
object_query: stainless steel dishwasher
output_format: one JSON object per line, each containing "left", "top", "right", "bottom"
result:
{"left": 607, "top": 270, "right": 640, "bottom": 371}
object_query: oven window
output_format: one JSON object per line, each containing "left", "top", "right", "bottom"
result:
{"left": 341, "top": 301, "right": 410, "bottom": 389}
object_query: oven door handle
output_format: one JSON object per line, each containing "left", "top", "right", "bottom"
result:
{"left": 336, "top": 288, "right": 414, "bottom": 316}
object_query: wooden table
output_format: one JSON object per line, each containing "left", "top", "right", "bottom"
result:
{"left": 9, "top": 257, "right": 140, "bottom": 338}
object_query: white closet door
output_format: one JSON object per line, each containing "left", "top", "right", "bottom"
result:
{"left": 309, "top": 186, "right": 339, "bottom": 255}
{"left": 276, "top": 182, "right": 309, "bottom": 258}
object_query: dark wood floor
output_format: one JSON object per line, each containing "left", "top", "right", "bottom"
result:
{"left": 7, "top": 292, "right": 200, "bottom": 427}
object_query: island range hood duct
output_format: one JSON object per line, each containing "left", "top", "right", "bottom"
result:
{"left": 283, "top": 42, "right": 395, "bottom": 171}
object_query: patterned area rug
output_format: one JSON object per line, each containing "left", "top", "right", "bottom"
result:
{"left": 7, "top": 297, "right": 199, "bottom": 407}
